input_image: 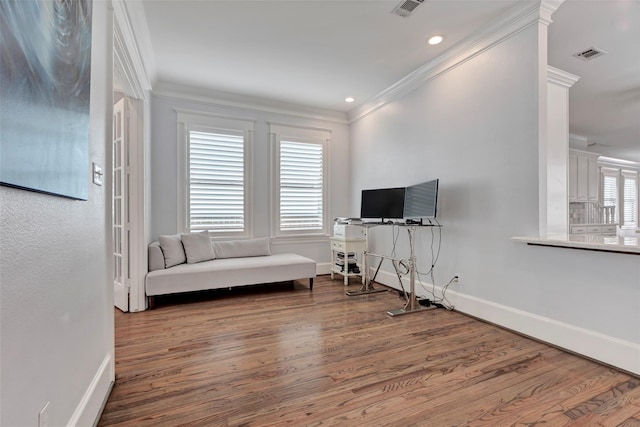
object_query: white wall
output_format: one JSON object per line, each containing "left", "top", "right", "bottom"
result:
{"left": 149, "top": 92, "right": 351, "bottom": 264}
{"left": 0, "top": 2, "right": 114, "bottom": 426}
{"left": 349, "top": 24, "right": 640, "bottom": 373}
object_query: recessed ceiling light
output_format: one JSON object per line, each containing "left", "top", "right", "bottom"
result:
{"left": 345, "top": 96, "right": 355, "bottom": 103}
{"left": 428, "top": 35, "right": 444, "bottom": 45}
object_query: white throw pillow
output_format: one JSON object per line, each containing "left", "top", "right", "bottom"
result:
{"left": 158, "top": 234, "right": 186, "bottom": 268}
{"left": 214, "top": 237, "right": 271, "bottom": 259}
{"left": 180, "top": 231, "right": 215, "bottom": 264}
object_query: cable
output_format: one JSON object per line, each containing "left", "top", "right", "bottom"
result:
{"left": 415, "top": 277, "right": 455, "bottom": 311}
{"left": 416, "top": 270, "right": 436, "bottom": 301}
{"left": 409, "top": 227, "right": 436, "bottom": 303}
{"left": 416, "top": 222, "right": 441, "bottom": 277}
{"left": 414, "top": 222, "right": 441, "bottom": 304}
{"left": 389, "top": 225, "right": 408, "bottom": 301}
{"left": 410, "top": 220, "right": 454, "bottom": 310}
{"left": 439, "top": 277, "right": 455, "bottom": 310}
{"left": 385, "top": 222, "right": 451, "bottom": 309}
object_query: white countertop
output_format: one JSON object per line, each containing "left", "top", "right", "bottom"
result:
{"left": 513, "top": 234, "right": 640, "bottom": 254}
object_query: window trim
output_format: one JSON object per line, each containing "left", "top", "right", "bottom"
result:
{"left": 600, "top": 165, "right": 640, "bottom": 229}
{"left": 601, "top": 167, "right": 619, "bottom": 224}
{"left": 621, "top": 170, "right": 638, "bottom": 229}
{"left": 269, "top": 123, "right": 330, "bottom": 238}
{"left": 177, "top": 110, "right": 254, "bottom": 237}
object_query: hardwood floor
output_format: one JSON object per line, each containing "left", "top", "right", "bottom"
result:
{"left": 99, "top": 276, "right": 640, "bottom": 426}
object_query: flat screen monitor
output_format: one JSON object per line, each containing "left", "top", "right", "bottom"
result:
{"left": 360, "top": 187, "right": 406, "bottom": 219}
{"left": 403, "top": 179, "right": 439, "bottom": 218}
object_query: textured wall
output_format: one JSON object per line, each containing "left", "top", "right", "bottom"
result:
{"left": 0, "top": 2, "right": 114, "bottom": 425}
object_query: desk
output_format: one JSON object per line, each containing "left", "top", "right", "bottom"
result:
{"left": 382, "top": 225, "right": 438, "bottom": 316}
{"left": 361, "top": 222, "right": 442, "bottom": 316}
{"left": 330, "top": 237, "right": 366, "bottom": 285}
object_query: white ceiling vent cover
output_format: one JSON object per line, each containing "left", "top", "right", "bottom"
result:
{"left": 573, "top": 46, "right": 607, "bottom": 61}
{"left": 392, "top": 0, "right": 425, "bottom": 18}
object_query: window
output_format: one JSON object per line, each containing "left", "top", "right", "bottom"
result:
{"left": 622, "top": 171, "right": 638, "bottom": 228}
{"left": 271, "top": 124, "right": 329, "bottom": 236}
{"left": 177, "top": 112, "right": 253, "bottom": 236}
{"left": 280, "top": 140, "right": 324, "bottom": 231}
{"left": 602, "top": 169, "right": 619, "bottom": 223}
{"left": 601, "top": 166, "right": 639, "bottom": 229}
{"left": 188, "top": 129, "right": 245, "bottom": 233}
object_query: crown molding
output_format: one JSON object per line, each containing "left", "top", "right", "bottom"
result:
{"left": 540, "top": 0, "right": 565, "bottom": 26}
{"left": 348, "top": 1, "right": 550, "bottom": 123}
{"left": 598, "top": 156, "right": 640, "bottom": 170}
{"left": 113, "top": 22, "right": 145, "bottom": 99}
{"left": 547, "top": 65, "right": 580, "bottom": 88}
{"left": 153, "top": 82, "right": 349, "bottom": 125}
{"left": 112, "top": 0, "right": 156, "bottom": 92}
{"left": 569, "top": 134, "right": 589, "bottom": 150}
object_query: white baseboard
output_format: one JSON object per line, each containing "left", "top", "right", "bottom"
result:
{"left": 373, "top": 270, "right": 640, "bottom": 376}
{"left": 67, "top": 352, "right": 114, "bottom": 427}
{"left": 317, "top": 262, "right": 332, "bottom": 276}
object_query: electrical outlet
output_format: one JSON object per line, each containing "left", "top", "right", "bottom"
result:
{"left": 39, "top": 402, "right": 49, "bottom": 427}
{"left": 453, "top": 275, "right": 460, "bottom": 284}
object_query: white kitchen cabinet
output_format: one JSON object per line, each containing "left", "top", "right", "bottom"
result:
{"left": 569, "top": 150, "right": 599, "bottom": 203}
{"left": 587, "top": 155, "right": 599, "bottom": 201}
{"left": 570, "top": 224, "right": 617, "bottom": 235}
{"left": 569, "top": 152, "right": 578, "bottom": 202}
{"left": 577, "top": 155, "right": 589, "bottom": 201}
{"left": 570, "top": 225, "right": 587, "bottom": 234}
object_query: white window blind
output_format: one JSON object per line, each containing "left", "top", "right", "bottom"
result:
{"left": 189, "top": 130, "right": 245, "bottom": 233}
{"left": 602, "top": 174, "right": 618, "bottom": 210}
{"left": 279, "top": 140, "right": 324, "bottom": 231}
{"left": 622, "top": 172, "right": 638, "bottom": 227}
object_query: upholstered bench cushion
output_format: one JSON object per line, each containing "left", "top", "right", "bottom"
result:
{"left": 146, "top": 252, "right": 316, "bottom": 297}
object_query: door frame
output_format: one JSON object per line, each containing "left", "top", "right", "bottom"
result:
{"left": 113, "top": 0, "right": 152, "bottom": 311}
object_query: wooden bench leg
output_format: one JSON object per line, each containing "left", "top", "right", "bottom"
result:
{"left": 309, "top": 278, "right": 314, "bottom": 291}
{"left": 148, "top": 296, "right": 156, "bottom": 310}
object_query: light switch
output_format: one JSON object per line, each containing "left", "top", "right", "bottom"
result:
{"left": 92, "top": 162, "right": 103, "bottom": 186}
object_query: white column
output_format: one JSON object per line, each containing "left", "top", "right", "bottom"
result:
{"left": 545, "top": 66, "right": 580, "bottom": 236}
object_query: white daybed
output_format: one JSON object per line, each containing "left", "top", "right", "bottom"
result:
{"left": 146, "top": 234, "right": 316, "bottom": 309}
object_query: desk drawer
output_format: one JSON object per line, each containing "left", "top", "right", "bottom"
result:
{"left": 330, "top": 238, "right": 367, "bottom": 252}
{"left": 331, "top": 240, "right": 346, "bottom": 251}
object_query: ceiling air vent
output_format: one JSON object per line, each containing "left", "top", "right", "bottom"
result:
{"left": 573, "top": 46, "right": 607, "bottom": 61}
{"left": 392, "top": 0, "right": 425, "bottom": 18}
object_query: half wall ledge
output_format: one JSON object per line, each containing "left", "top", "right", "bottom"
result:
{"left": 512, "top": 235, "right": 640, "bottom": 255}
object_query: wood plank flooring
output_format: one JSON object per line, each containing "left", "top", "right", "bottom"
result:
{"left": 99, "top": 276, "right": 640, "bottom": 426}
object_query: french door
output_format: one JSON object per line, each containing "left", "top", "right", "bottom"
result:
{"left": 113, "top": 98, "right": 129, "bottom": 312}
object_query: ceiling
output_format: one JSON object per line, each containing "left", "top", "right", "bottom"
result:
{"left": 548, "top": 0, "right": 640, "bottom": 162}
{"left": 140, "top": 0, "right": 639, "bottom": 162}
